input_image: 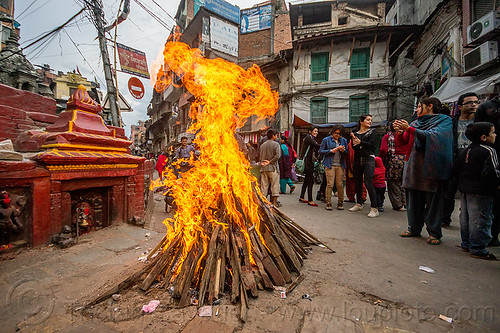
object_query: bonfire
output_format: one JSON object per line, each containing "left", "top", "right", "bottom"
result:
{"left": 85, "top": 40, "right": 332, "bottom": 321}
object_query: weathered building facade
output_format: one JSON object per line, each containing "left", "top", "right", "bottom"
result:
{"left": 285, "top": 0, "right": 416, "bottom": 149}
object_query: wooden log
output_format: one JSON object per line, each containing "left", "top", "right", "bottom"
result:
{"left": 173, "top": 247, "right": 196, "bottom": 298}
{"left": 286, "top": 274, "right": 305, "bottom": 294}
{"left": 147, "top": 234, "right": 168, "bottom": 260}
{"left": 229, "top": 228, "right": 242, "bottom": 303}
{"left": 84, "top": 251, "right": 162, "bottom": 309}
{"left": 261, "top": 254, "right": 285, "bottom": 286}
{"left": 234, "top": 230, "right": 258, "bottom": 297}
{"left": 178, "top": 242, "right": 205, "bottom": 307}
{"left": 270, "top": 221, "right": 302, "bottom": 273}
{"left": 141, "top": 234, "right": 180, "bottom": 291}
{"left": 252, "top": 250, "right": 273, "bottom": 289}
{"left": 198, "top": 225, "right": 221, "bottom": 306}
{"left": 239, "top": 281, "right": 248, "bottom": 322}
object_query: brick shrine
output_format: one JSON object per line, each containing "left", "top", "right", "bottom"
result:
{"left": 0, "top": 84, "right": 152, "bottom": 247}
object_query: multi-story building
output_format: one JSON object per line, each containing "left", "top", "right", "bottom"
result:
{"left": 146, "top": 0, "right": 292, "bottom": 151}
{"left": 130, "top": 120, "right": 146, "bottom": 155}
{"left": 286, "top": 0, "right": 417, "bottom": 150}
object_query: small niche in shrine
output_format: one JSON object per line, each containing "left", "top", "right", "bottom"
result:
{"left": 70, "top": 188, "right": 111, "bottom": 235}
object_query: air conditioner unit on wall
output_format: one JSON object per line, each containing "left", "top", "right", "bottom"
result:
{"left": 464, "top": 41, "right": 499, "bottom": 73}
{"left": 467, "top": 11, "right": 500, "bottom": 44}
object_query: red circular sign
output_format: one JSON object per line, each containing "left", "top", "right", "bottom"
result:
{"left": 128, "top": 77, "right": 145, "bottom": 99}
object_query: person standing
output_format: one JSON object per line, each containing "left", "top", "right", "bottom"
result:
{"left": 299, "top": 126, "right": 321, "bottom": 206}
{"left": 155, "top": 146, "right": 169, "bottom": 180}
{"left": 349, "top": 114, "right": 379, "bottom": 218}
{"left": 319, "top": 126, "right": 347, "bottom": 210}
{"left": 395, "top": 98, "right": 453, "bottom": 245}
{"left": 175, "top": 136, "right": 196, "bottom": 176}
{"left": 455, "top": 122, "right": 499, "bottom": 260}
{"left": 279, "top": 136, "right": 296, "bottom": 194}
{"left": 260, "top": 129, "right": 281, "bottom": 207}
{"left": 474, "top": 95, "right": 500, "bottom": 247}
{"left": 442, "top": 92, "right": 479, "bottom": 227}
{"left": 373, "top": 156, "right": 386, "bottom": 212}
{"left": 379, "top": 121, "right": 409, "bottom": 211}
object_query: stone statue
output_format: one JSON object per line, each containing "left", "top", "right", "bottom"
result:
{"left": 0, "top": 191, "right": 23, "bottom": 246}
{"left": 50, "top": 225, "right": 75, "bottom": 248}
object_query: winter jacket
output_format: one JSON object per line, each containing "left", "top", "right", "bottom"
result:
{"left": 456, "top": 143, "right": 500, "bottom": 196}
{"left": 319, "top": 136, "right": 348, "bottom": 169}
{"left": 372, "top": 157, "right": 386, "bottom": 188}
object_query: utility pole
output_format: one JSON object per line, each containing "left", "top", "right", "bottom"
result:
{"left": 82, "top": 0, "right": 120, "bottom": 127}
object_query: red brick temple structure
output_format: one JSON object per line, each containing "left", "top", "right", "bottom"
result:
{"left": 0, "top": 84, "right": 152, "bottom": 248}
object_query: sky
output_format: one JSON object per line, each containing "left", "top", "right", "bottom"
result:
{"left": 14, "top": 0, "right": 264, "bottom": 136}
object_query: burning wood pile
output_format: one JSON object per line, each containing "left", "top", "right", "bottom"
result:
{"left": 84, "top": 40, "right": 333, "bottom": 321}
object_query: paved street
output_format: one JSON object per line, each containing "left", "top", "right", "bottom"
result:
{"left": 0, "top": 186, "right": 499, "bottom": 332}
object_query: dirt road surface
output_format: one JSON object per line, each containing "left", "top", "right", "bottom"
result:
{"left": 0, "top": 185, "right": 498, "bottom": 332}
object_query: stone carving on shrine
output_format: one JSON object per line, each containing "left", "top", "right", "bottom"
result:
{"left": 0, "top": 190, "right": 24, "bottom": 248}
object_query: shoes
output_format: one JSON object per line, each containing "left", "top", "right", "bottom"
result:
{"left": 337, "top": 204, "right": 344, "bottom": 210}
{"left": 279, "top": 192, "right": 285, "bottom": 194}
{"left": 470, "top": 252, "right": 497, "bottom": 260}
{"left": 367, "top": 207, "right": 379, "bottom": 218}
{"left": 349, "top": 203, "right": 363, "bottom": 212}
{"left": 378, "top": 207, "right": 384, "bottom": 212}
{"left": 290, "top": 186, "right": 296, "bottom": 194}
{"left": 299, "top": 198, "right": 308, "bottom": 203}
{"left": 325, "top": 203, "right": 333, "bottom": 210}
{"left": 400, "top": 231, "right": 420, "bottom": 237}
{"left": 308, "top": 202, "right": 318, "bottom": 207}
{"left": 426, "top": 236, "right": 441, "bottom": 245}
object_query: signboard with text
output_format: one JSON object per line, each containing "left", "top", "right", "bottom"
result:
{"left": 117, "top": 43, "right": 150, "bottom": 79}
{"left": 128, "top": 77, "right": 145, "bottom": 99}
{"left": 210, "top": 16, "right": 238, "bottom": 57}
{"left": 194, "top": 0, "right": 240, "bottom": 24}
{"left": 240, "top": 5, "right": 271, "bottom": 34}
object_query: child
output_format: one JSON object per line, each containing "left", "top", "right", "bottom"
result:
{"left": 373, "top": 157, "right": 386, "bottom": 212}
{"left": 455, "top": 122, "right": 499, "bottom": 260}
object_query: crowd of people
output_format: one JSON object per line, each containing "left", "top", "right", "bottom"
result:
{"left": 154, "top": 93, "right": 500, "bottom": 260}
{"left": 256, "top": 94, "right": 500, "bottom": 261}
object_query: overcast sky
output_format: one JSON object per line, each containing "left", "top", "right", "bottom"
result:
{"left": 14, "top": 0, "right": 265, "bottom": 136}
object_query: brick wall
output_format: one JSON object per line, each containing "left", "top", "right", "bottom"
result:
{"left": 239, "top": 29, "right": 271, "bottom": 58}
{"left": 462, "top": 0, "right": 471, "bottom": 48}
{"left": 274, "top": 11, "right": 293, "bottom": 54}
{"left": 0, "top": 84, "right": 57, "bottom": 142}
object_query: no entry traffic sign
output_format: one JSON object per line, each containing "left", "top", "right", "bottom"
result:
{"left": 128, "top": 77, "right": 145, "bottom": 99}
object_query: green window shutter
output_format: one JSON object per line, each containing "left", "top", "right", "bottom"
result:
{"left": 349, "top": 95, "right": 369, "bottom": 122}
{"left": 311, "top": 53, "right": 329, "bottom": 82}
{"left": 350, "top": 48, "right": 370, "bottom": 79}
{"left": 310, "top": 98, "right": 328, "bottom": 124}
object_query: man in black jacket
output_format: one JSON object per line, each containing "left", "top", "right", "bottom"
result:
{"left": 442, "top": 92, "right": 479, "bottom": 227}
{"left": 474, "top": 96, "right": 500, "bottom": 247}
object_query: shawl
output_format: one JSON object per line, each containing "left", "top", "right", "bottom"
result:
{"left": 407, "top": 114, "right": 453, "bottom": 181}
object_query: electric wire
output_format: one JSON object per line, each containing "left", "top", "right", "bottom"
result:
{"left": 14, "top": 0, "right": 38, "bottom": 20}
{"left": 17, "top": 0, "right": 53, "bottom": 20}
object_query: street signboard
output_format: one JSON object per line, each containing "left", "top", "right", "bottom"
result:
{"left": 210, "top": 16, "right": 238, "bottom": 57}
{"left": 194, "top": 0, "right": 240, "bottom": 24}
{"left": 240, "top": 5, "right": 272, "bottom": 34}
{"left": 128, "top": 77, "right": 145, "bottom": 99}
{"left": 116, "top": 43, "right": 150, "bottom": 79}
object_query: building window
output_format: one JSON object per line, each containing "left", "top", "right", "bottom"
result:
{"left": 310, "top": 97, "right": 328, "bottom": 124}
{"left": 311, "top": 52, "right": 329, "bottom": 82}
{"left": 350, "top": 48, "right": 370, "bottom": 79}
{"left": 349, "top": 95, "right": 369, "bottom": 122}
{"left": 338, "top": 16, "right": 348, "bottom": 25}
{"left": 472, "top": 0, "right": 500, "bottom": 21}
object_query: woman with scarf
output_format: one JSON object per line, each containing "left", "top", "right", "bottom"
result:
{"left": 299, "top": 126, "right": 321, "bottom": 206}
{"left": 379, "top": 121, "right": 409, "bottom": 211}
{"left": 394, "top": 98, "right": 453, "bottom": 245}
{"left": 279, "top": 136, "right": 296, "bottom": 194}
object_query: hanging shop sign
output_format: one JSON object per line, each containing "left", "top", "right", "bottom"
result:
{"left": 128, "top": 77, "right": 145, "bottom": 99}
{"left": 117, "top": 43, "right": 150, "bottom": 79}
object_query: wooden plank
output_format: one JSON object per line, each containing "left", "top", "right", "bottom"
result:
{"left": 198, "top": 225, "right": 221, "bottom": 306}
{"left": 348, "top": 37, "right": 356, "bottom": 65}
{"left": 370, "top": 34, "right": 377, "bottom": 63}
{"left": 384, "top": 33, "right": 392, "bottom": 62}
{"left": 240, "top": 282, "right": 248, "bottom": 322}
{"left": 252, "top": 250, "right": 273, "bottom": 289}
{"left": 286, "top": 274, "right": 305, "bottom": 294}
{"left": 229, "top": 229, "right": 241, "bottom": 303}
{"left": 261, "top": 254, "right": 285, "bottom": 286}
{"left": 178, "top": 243, "right": 205, "bottom": 307}
{"left": 273, "top": 254, "right": 292, "bottom": 283}
{"left": 141, "top": 234, "right": 180, "bottom": 291}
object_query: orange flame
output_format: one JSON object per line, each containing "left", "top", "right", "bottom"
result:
{"left": 151, "top": 41, "right": 278, "bottom": 276}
